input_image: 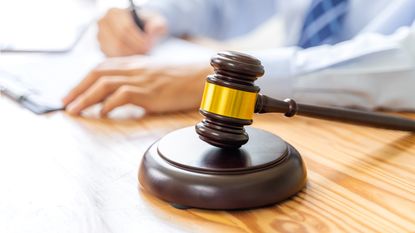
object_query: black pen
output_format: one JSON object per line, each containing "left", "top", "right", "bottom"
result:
{"left": 129, "top": 0, "right": 145, "bottom": 31}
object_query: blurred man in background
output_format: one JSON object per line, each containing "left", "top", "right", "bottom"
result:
{"left": 64, "top": 0, "right": 415, "bottom": 116}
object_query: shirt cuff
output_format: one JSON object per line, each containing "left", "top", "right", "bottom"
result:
{"left": 247, "top": 47, "right": 299, "bottom": 99}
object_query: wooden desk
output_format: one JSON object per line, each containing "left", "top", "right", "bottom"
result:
{"left": 1, "top": 96, "right": 414, "bottom": 233}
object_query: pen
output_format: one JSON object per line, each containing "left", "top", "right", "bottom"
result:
{"left": 129, "top": 0, "right": 145, "bottom": 31}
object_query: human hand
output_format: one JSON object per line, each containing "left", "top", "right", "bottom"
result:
{"left": 97, "top": 8, "right": 168, "bottom": 56}
{"left": 63, "top": 56, "right": 212, "bottom": 116}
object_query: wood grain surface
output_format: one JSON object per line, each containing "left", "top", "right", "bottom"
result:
{"left": 0, "top": 96, "right": 414, "bottom": 233}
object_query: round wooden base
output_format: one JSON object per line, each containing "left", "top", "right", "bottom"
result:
{"left": 139, "top": 126, "right": 307, "bottom": 210}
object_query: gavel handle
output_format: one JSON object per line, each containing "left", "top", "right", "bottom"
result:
{"left": 255, "top": 94, "right": 415, "bottom": 132}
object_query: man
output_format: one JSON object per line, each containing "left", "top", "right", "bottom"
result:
{"left": 64, "top": 0, "right": 415, "bottom": 116}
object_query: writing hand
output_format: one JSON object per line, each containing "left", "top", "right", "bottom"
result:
{"left": 98, "top": 8, "right": 168, "bottom": 56}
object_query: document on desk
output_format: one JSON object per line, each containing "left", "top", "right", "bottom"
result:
{"left": 0, "top": 32, "right": 214, "bottom": 114}
{"left": 0, "top": 31, "right": 103, "bottom": 113}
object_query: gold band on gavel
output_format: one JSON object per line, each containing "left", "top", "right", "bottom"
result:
{"left": 200, "top": 82, "right": 258, "bottom": 120}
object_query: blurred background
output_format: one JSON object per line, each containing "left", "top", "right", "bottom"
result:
{"left": 0, "top": 0, "right": 282, "bottom": 53}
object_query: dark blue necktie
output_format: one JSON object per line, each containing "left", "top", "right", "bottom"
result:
{"left": 298, "top": 0, "right": 349, "bottom": 48}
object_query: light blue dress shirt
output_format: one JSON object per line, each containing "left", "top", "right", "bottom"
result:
{"left": 144, "top": 0, "right": 415, "bottom": 110}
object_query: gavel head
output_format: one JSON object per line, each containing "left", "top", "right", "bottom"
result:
{"left": 195, "top": 51, "right": 264, "bottom": 149}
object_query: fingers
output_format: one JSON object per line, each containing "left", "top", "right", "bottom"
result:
{"left": 100, "top": 85, "right": 148, "bottom": 116}
{"left": 63, "top": 57, "right": 150, "bottom": 107}
{"left": 66, "top": 76, "right": 137, "bottom": 115}
{"left": 107, "top": 8, "right": 147, "bottom": 44}
{"left": 65, "top": 74, "right": 162, "bottom": 116}
{"left": 62, "top": 71, "right": 101, "bottom": 106}
{"left": 63, "top": 60, "right": 211, "bottom": 117}
{"left": 97, "top": 8, "right": 152, "bottom": 56}
{"left": 97, "top": 25, "right": 133, "bottom": 56}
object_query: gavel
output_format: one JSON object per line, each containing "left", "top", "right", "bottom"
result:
{"left": 139, "top": 51, "right": 415, "bottom": 210}
{"left": 196, "top": 51, "right": 415, "bottom": 149}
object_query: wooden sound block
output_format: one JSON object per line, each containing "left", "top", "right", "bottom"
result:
{"left": 139, "top": 126, "right": 307, "bottom": 210}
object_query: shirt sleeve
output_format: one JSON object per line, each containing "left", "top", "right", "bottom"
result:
{"left": 143, "top": 0, "right": 277, "bottom": 40}
{"left": 250, "top": 23, "right": 415, "bottom": 111}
